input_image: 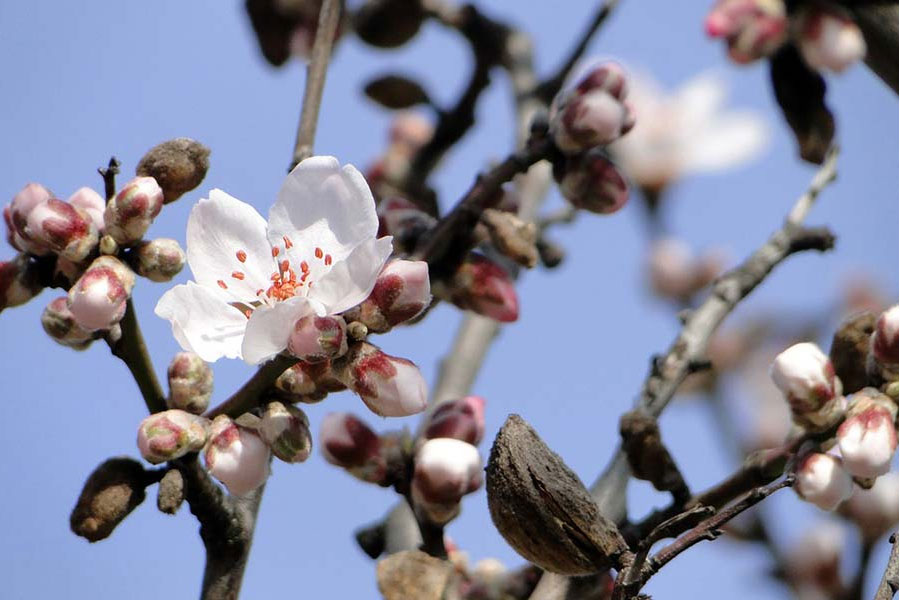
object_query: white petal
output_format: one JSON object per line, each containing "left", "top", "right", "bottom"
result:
{"left": 187, "top": 189, "right": 274, "bottom": 301}
{"left": 268, "top": 157, "right": 379, "bottom": 263}
{"left": 672, "top": 72, "right": 727, "bottom": 131}
{"left": 310, "top": 237, "right": 393, "bottom": 315}
{"left": 155, "top": 282, "right": 248, "bottom": 362}
{"left": 682, "top": 112, "right": 769, "bottom": 174}
{"left": 241, "top": 297, "right": 314, "bottom": 365}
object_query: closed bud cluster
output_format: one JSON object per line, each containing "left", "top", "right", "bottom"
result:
{"left": 376, "top": 196, "right": 436, "bottom": 253}
{"left": 704, "top": 0, "right": 789, "bottom": 64}
{"left": 104, "top": 176, "right": 164, "bottom": 245}
{"left": 167, "top": 352, "right": 213, "bottom": 414}
{"left": 770, "top": 342, "right": 842, "bottom": 430}
{"left": 836, "top": 390, "right": 897, "bottom": 479}
{"left": 131, "top": 238, "right": 185, "bottom": 282}
{"left": 424, "top": 396, "right": 486, "bottom": 445}
{"left": 274, "top": 359, "right": 345, "bottom": 402}
{"left": 41, "top": 296, "right": 94, "bottom": 349}
{"left": 287, "top": 314, "right": 348, "bottom": 362}
{"left": 556, "top": 151, "right": 629, "bottom": 215}
{"left": 67, "top": 256, "right": 135, "bottom": 331}
{"left": 0, "top": 255, "right": 43, "bottom": 311}
{"left": 870, "top": 305, "right": 899, "bottom": 374}
{"left": 550, "top": 63, "right": 634, "bottom": 154}
{"left": 69, "top": 457, "right": 149, "bottom": 543}
{"left": 841, "top": 472, "right": 898, "bottom": 542}
{"left": 137, "top": 410, "right": 209, "bottom": 464}
{"left": 204, "top": 415, "right": 271, "bottom": 496}
{"left": 67, "top": 187, "right": 106, "bottom": 232}
{"left": 412, "top": 437, "right": 483, "bottom": 524}
{"left": 336, "top": 341, "right": 428, "bottom": 417}
{"left": 343, "top": 260, "right": 431, "bottom": 333}
{"left": 647, "top": 238, "right": 723, "bottom": 301}
{"left": 259, "top": 402, "right": 313, "bottom": 463}
{"left": 794, "top": 6, "right": 866, "bottom": 73}
{"left": 794, "top": 452, "right": 854, "bottom": 511}
{"left": 136, "top": 138, "right": 210, "bottom": 204}
{"left": 785, "top": 522, "right": 844, "bottom": 591}
{"left": 24, "top": 197, "right": 98, "bottom": 262}
{"left": 6, "top": 182, "right": 53, "bottom": 255}
{"left": 320, "top": 412, "right": 386, "bottom": 483}
{"left": 439, "top": 253, "right": 519, "bottom": 323}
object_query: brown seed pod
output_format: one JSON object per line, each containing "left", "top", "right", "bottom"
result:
{"left": 136, "top": 138, "right": 210, "bottom": 204}
{"left": 70, "top": 457, "right": 150, "bottom": 542}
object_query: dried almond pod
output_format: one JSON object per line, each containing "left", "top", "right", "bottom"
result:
{"left": 136, "top": 138, "right": 210, "bottom": 204}
{"left": 70, "top": 457, "right": 150, "bottom": 542}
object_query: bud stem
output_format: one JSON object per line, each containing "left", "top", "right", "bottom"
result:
{"left": 105, "top": 298, "right": 167, "bottom": 414}
{"left": 205, "top": 354, "right": 296, "bottom": 419}
{"left": 97, "top": 156, "right": 121, "bottom": 201}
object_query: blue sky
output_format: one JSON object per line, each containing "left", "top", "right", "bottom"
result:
{"left": 0, "top": 1, "right": 896, "bottom": 598}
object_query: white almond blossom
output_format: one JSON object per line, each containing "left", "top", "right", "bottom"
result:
{"left": 609, "top": 70, "right": 769, "bottom": 189}
{"left": 156, "top": 156, "right": 393, "bottom": 365}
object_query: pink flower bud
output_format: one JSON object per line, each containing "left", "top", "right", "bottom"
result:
{"left": 441, "top": 254, "right": 519, "bottom": 323}
{"left": 204, "top": 415, "right": 271, "bottom": 496}
{"left": 319, "top": 412, "right": 385, "bottom": 483}
{"left": 41, "top": 296, "right": 94, "bottom": 349}
{"left": 259, "top": 402, "right": 312, "bottom": 463}
{"left": 795, "top": 7, "right": 866, "bottom": 73}
{"left": 337, "top": 342, "right": 428, "bottom": 417}
{"left": 836, "top": 394, "right": 897, "bottom": 479}
{"left": 167, "top": 352, "right": 213, "bottom": 414}
{"left": 794, "top": 452, "right": 854, "bottom": 511}
{"left": 0, "top": 255, "right": 42, "bottom": 311}
{"left": 274, "top": 359, "right": 344, "bottom": 401}
{"left": 871, "top": 305, "right": 899, "bottom": 367}
{"left": 132, "top": 238, "right": 185, "bottom": 282}
{"left": 67, "top": 187, "right": 106, "bottom": 232}
{"left": 785, "top": 521, "right": 844, "bottom": 586}
{"left": 841, "top": 472, "right": 898, "bottom": 541}
{"left": 412, "top": 438, "right": 483, "bottom": 524}
{"left": 24, "top": 198, "right": 98, "bottom": 262}
{"left": 424, "top": 396, "right": 486, "bottom": 445}
{"left": 704, "top": 0, "right": 789, "bottom": 64}
{"left": 558, "top": 151, "right": 629, "bottom": 215}
{"left": 389, "top": 112, "right": 434, "bottom": 155}
{"left": 551, "top": 65, "right": 634, "bottom": 154}
{"left": 67, "top": 257, "right": 135, "bottom": 331}
{"left": 348, "top": 260, "right": 431, "bottom": 333}
{"left": 137, "top": 410, "right": 209, "bottom": 464}
{"left": 770, "top": 343, "right": 838, "bottom": 420}
{"left": 7, "top": 183, "right": 53, "bottom": 254}
{"left": 104, "top": 176, "right": 164, "bottom": 245}
{"left": 287, "top": 314, "right": 348, "bottom": 362}
{"left": 574, "top": 62, "right": 629, "bottom": 100}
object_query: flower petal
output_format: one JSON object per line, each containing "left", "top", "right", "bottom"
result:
{"left": 155, "top": 282, "right": 248, "bottom": 362}
{"left": 310, "top": 236, "right": 393, "bottom": 315}
{"left": 682, "top": 112, "right": 769, "bottom": 174}
{"left": 187, "top": 189, "right": 274, "bottom": 301}
{"left": 268, "top": 157, "right": 379, "bottom": 263}
{"left": 241, "top": 297, "right": 314, "bottom": 365}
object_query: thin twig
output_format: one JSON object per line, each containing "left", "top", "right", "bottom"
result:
{"left": 205, "top": 354, "right": 296, "bottom": 419}
{"left": 97, "top": 156, "right": 121, "bottom": 201}
{"left": 105, "top": 298, "right": 167, "bottom": 414}
{"left": 875, "top": 533, "right": 899, "bottom": 600}
{"left": 289, "top": 0, "right": 341, "bottom": 169}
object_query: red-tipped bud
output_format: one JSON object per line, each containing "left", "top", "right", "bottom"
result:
{"left": 871, "top": 305, "right": 899, "bottom": 368}
{"left": 0, "top": 255, "right": 42, "bottom": 311}
{"left": 167, "top": 352, "right": 213, "bottom": 414}
{"left": 557, "top": 151, "right": 629, "bottom": 215}
{"left": 204, "top": 415, "right": 270, "bottom": 496}
{"left": 785, "top": 522, "right": 844, "bottom": 588}
{"left": 389, "top": 112, "right": 434, "bottom": 156}
{"left": 104, "top": 176, "right": 164, "bottom": 245}
{"left": 287, "top": 314, "right": 348, "bottom": 362}
{"left": 24, "top": 198, "right": 98, "bottom": 262}
{"left": 794, "top": 452, "right": 854, "bottom": 511}
{"left": 347, "top": 260, "right": 431, "bottom": 333}
{"left": 376, "top": 196, "right": 436, "bottom": 251}
{"left": 41, "top": 296, "right": 94, "bottom": 349}
{"left": 424, "top": 396, "right": 486, "bottom": 445}
{"left": 837, "top": 391, "right": 898, "bottom": 479}
{"left": 7, "top": 183, "right": 53, "bottom": 254}
{"left": 574, "top": 62, "right": 629, "bottom": 100}
{"left": 67, "top": 257, "right": 135, "bottom": 331}
{"left": 440, "top": 254, "right": 519, "bottom": 323}
{"left": 795, "top": 7, "right": 866, "bottom": 73}
{"left": 770, "top": 342, "right": 841, "bottom": 429}
{"left": 137, "top": 410, "right": 209, "bottom": 464}
{"left": 337, "top": 342, "right": 428, "bottom": 417}
{"left": 68, "top": 187, "right": 106, "bottom": 232}
{"left": 259, "top": 402, "right": 313, "bottom": 463}
{"left": 320, "top": 412, "right": 386, "bottom": 483}
{"left": 132, "top": 238, "right": 185, "bottom": 282}
{"left": 704, "top": 0, "right": 788, "bottom": 64}
{"left": 841, "top": 472, "right": 898, "bottom": 542}
{"left": 274, "top": 359, "right": 344, "bottom": 401}
{"left": 412, "top": 438, "right": 483, "bottom": 524}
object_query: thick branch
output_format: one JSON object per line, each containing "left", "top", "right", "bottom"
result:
{"left": 875, "top": 533, "right": 899, "bottom": 600}
{"left": 205, "top": 354, "right": 295, "bottom": 419}
{"left": 106, "top": 299, "right": 167, "bottom": 414}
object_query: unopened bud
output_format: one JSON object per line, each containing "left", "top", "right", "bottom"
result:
{"left": 795, "top": 7, "right": 866, "bottom": 73}
{"left": 136, "top": 138, "right": 211, "bottom": 204}
{"left": 376, "top": 196, "right": 436, "bottom": 253}
{"left": 785, "top": 521, "right": 843, "bottom": 585}
{"left": 67, "top": 257, "right": 135, "bottom": 331}
{"left": 259, "top": 402, "right": 313, "bottom": 463}
{"left": 794, "top": 452, "right": 854, "bottom": 511}
{"left": 551, "top": 64, "right": 634, "bottom": 153}
{"left": 7, "top": 183, "right": 53, "bottom": 255}
{"left": 24, "top": 198, "right": 98, "bottom": 262}
{"left": 157, "top": 468, "right": 185, "bottom": 514}
{"left": 647, "top": 238, "right": 722, "bottom": 301}
{"left": 104, "top": 176, "right": 164, "bottom": 245}
{"left": 346, "top": 260, "right": 431, "bottom": 333}
{"left": 41, "top": 296, "right": 94, "bottom": 349}
{"left": 70, "top": 457, "right": 149, "bottom": 542}
{"left": 204, "top": 415, "right": 271, "bottom": 496}
{"left": 137, "top": 410, "right": 209, "bottom": 464}
{"left": 389, "top": 112, "right": 434, "bottom": 155}
{"left": 99, "top": 235, "right": 118, "bottom": 256}
{"left": 167, "top": 352, "right": 213, "bottom": 414}
{"left": 841, "top": 472, "right": 898, "bottom": 541}
{"left": 439, "top": 254, "right": 519, "bottom": 323}
{"left": 274, "top": 359, "right": 342, "bottom": 401}
{"left": 481, "top": 209, "right": 539, "bottom": 268}
{"left": 131, "top": 238, "right": 186, "bottom": 282}
{"left": 557, "top": 151, "right": 629, "bottom": 215}
{"left": 412, "top": 438, "right": 483, "bottom": 524}
{"left": 0, "top": 255, "right": 42, "bottom": 311}
{"left": 68, "top": 187, "right": 106, "bottom": 232}
{"left": 871, "top": 305, "right": 899, "bottom": 368}
{"left": 337, "top": 342, "right": 428, "bottom": 417}
{"left": 770, "top": 342, "right": 841, "bottom": 429}
{"left": 424, "top": 396, "right": 486, "bottom": 445}
{"left": 704, "top": 0, "right": 789, "bottom": 64}
{"left": 287, "top": 314, "right": 348, "bottom": 362}
{"left": 320, "top": 412, "right": 385, "bottom": 483}
{"left": 836, "top": 390, "right": 898, "bottom": 479}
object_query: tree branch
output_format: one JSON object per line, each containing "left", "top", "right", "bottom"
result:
{"left": 97, "top": 156, "right": 121, "bottom": 201}
{"left": 847, "top": 2, "right": 898, "bottom": 93}
{"left": 205, "top": 354, "right": 296, "bottom": 419}
{"left": 105, "top": 298, "right": 167, "bottom": 414}
{"left": 875, "top": 533, "right": 899, "bottom": 600}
